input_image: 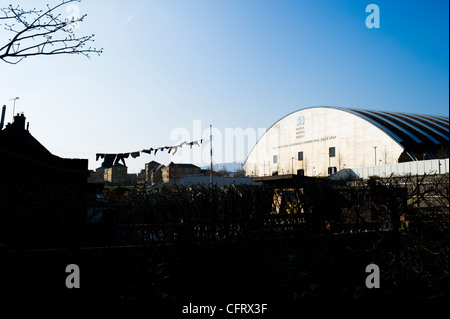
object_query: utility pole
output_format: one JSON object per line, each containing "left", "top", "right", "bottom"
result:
{"left": 210, "top": 124, "right": 213, "bottom": 185}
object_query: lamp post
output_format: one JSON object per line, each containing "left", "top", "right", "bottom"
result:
{"left": 374, "top": 146, "right": 377, "bottom": 166}
{"left": 210, "top": 124, "right": 213, "bottom": 185}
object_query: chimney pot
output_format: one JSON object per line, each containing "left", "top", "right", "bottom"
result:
{"left": 13, "top": 113, "right": 26, "bottom": 130}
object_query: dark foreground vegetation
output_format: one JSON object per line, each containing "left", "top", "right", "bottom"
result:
{"left": 1, "top": 174, "right": 448, "bottom": 307}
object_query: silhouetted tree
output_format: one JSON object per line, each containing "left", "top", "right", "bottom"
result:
{"left": 0, "top": 0, "right": 102, "bottom": 64}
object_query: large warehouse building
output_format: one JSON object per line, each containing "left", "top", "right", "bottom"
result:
{"left": 244, "top": 106, "right": 449, "bottom": 178}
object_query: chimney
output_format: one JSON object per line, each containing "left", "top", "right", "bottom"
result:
{"left": 13, "top": 113, "right": 26, "bottom": 130}
{"left": 26, "top": 122, "right": 29, "bottom": 131}
{"left": 0, "top": 105, "right": 5, "bottom": 130}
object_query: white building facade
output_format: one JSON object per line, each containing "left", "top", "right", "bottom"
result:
{"left": 244, "top": 106, "right": 449, "bottom": 177}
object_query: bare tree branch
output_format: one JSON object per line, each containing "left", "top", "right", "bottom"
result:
{"left": 0, "top": 0, "right": 102, "bottom": 64}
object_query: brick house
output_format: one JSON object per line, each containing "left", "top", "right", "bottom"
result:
{"left": 161, "top": 162, "right": 201, "bottom": 183}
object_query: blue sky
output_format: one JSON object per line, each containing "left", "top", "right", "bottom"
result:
{"left": 1, "top": 0, "right": 448, "bottom": 173}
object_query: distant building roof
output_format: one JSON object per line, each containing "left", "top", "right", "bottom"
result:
{"left": 167, "top": 161, "right": 200, "bottom": 169}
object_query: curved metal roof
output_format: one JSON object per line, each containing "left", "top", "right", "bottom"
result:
{"left": 246, "top": 106, "right": 449, "bottom": 163}
{"left": 345, "top": 108, "right": 449, "bottom": 158}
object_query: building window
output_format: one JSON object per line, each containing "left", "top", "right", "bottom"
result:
{"left": 298, "top": 151, "right": 303, "bottom": 161}
{"left": 297, "top": 169, "right": 305, "bottom": 176}
{"left": 329, "top": 147, "right": 336, "bottom": 157}
{"left": 328, "top": 167, "right": 337, "bottom": 175}
{"left": 273, "top": 155, "right": 278, "bottom": 163}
